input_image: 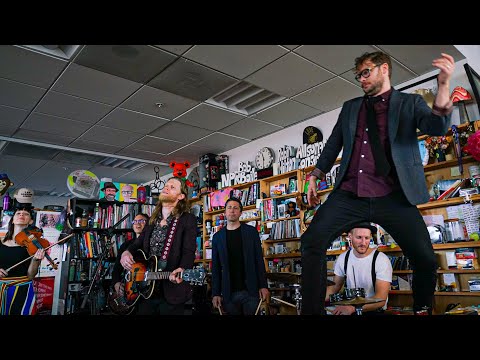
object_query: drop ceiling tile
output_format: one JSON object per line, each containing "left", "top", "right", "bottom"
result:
{"left": 0, "top": 45, "right": 67, "bottom": 88}
{"left": 221, "top": 117, "right": 282, "bottom": 140}
{"left": 148, "top": 59, "right": 237, "bottom": 101}
{"left": 155, "top": 45, "right": 192, "bottom": 55}
{"left": 295, "top": 45, "right": 378, "bottom": 74}
{"left": 121, "top": 86, "right": 198, "bottom": 120}
{"left": 184, "top": 45, "right": 287, "bottom": 79}
{"left": 53, "top": 151, "right": 105, "bottom": 166}
{"left": 78, "top": 125, "right": 143, "bottom": 147}
{"left": 340, "top": 58, "right": 417, "bottom": 87}
{"left": 52, "top": 63, "right": 142, "bottom": 106}
{"left": 254, "top": 100, "right": 323, "bottom": 127}
{"left": 283, "top": 45, "right": 300, "bottom": 50}
{"left": 21, "top": 113, "right": 91, "bottom": 138}
{"left": 0, "top": 78, "right": 46, "bottom": 110}
{"left": 246, "top": 53, "right": 334, "bottom": 97}
{"left": 0, "top": 105, "right": 29, "bottom": 135}
{"left": 0, "top": 124, "right": 19, "bottom": 137}
{"left": 161, "top": 144, "right": 215, "bottom": 164}
{"left": 118, "top": 163, "right": 167, "bottom": 184}
{"left": 36, "top": 91, "right": 113, "bottom": 123}
{"left": 69, "top": 139, "right": 123, "bottom": 154}
{"left": 377, "top": 45, "right": 465, "bottom": 75}
{"left": 2, "top": 142, "right": 60, "bottom": 160}
{"left": 87, "top": 165, "right": 132, "bottom": 180}
{"left": 98, "top": 108, "right": 169, "bottom": 134}
{"left": 74, "top": 45, "right": 177, "bottom": 83}
{"left": 128, "top": 135, "right": 184, "bottom": 154}
{"left": 116, "top": 148, "right": 165, "bottom": 162}
{"left": 13, "top": 129, "right": 75, "bottom": 146}
{"left": 174, "top": 104, "right": 244, "bottom": 131}
{"left": 192, "top": 132, "right": 249, "bottom": 153}
{"left": 0, "top": 154, "right": 49, "bottom": 182}
{"left": 150, "top": 121, "right": 212, "bottom": 143}
{"left": 293, "top": 77, "right": 365, "bottom": 113}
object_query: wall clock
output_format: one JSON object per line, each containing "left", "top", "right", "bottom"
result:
{"left": 255, "top": 147, "right": 275, "bottom": 170}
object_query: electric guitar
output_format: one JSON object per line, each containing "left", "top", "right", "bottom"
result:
{"left": 108, "top": 249, "right": 206, "bottom": 314}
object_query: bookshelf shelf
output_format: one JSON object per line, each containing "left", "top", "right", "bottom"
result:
{"left": 423, "top": 155, "right": 475, "bottom": 172}
{"left": 263, "top": 237, "right": 301, "bottom": 244}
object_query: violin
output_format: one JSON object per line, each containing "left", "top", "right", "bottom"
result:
{"left": 14, "top": 225, "right": 58, "bottom": 270}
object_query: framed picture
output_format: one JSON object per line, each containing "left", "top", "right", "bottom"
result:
{"left": 277, "top": 203, "right": 286, "bottom": 219}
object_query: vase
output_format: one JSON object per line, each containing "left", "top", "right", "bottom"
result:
{"left": 435, "top": 149, "right": 446, "bottom": 162}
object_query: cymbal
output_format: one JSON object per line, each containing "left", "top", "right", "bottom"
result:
{"left": 332, "top": 297, "right": 384, "bottom": 306}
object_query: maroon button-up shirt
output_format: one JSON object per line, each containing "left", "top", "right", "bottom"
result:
{"left": 340, "top": 88, "right": 400, "bottom": 197}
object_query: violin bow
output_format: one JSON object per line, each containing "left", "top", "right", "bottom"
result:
{"left": 4, "top": 233, "right": 75, "bottom": 274}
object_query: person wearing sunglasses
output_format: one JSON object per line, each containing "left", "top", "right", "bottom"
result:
{"left": 302, "top": 51, "right": 455, "bottom": 315}
{"left": 111, "top": 213, "right": 150, "bottom": 309}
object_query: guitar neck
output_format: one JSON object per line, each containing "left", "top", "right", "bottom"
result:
{"left": 146, "top": 271, "right": 176, "bottom": 281}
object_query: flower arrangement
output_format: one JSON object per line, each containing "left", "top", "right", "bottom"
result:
{"left": 464, "top": 130, "right": 480, "bottom": 161}
{"left": 424, "top": 136, "right": 452, "bottom": 159}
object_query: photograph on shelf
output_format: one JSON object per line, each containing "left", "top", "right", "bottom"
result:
{"left": 277, "top": 203, "right": 286, "bottom": 219}
{"left": 285, "top": 200, "right": 299, "bottom": 217}
{"left": 270, "top": 183, "right": 286, "bottom": 197}
{"left": 288, "top": 176, "right": 298, "bottom": 193}
{"left": 99, "top": 181, "right": 120, "bottom": 201}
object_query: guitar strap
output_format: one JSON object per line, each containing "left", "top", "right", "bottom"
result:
{"left": 158, "top": 217, "right": 179, "bottom": 269}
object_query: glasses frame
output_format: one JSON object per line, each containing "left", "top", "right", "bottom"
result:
{"left": 132, "top": 219, "right": 147, "bottom": 224}
{"left": 354, "top": 64, "right": 381, "bottom": 82}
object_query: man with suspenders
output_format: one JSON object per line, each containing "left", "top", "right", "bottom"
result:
{"left": 326, "top": 222, "right": 393, "bottom": 315}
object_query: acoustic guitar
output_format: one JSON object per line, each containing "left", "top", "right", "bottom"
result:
{"left": 108, "top": 249, "right": 206, "bottom": 314}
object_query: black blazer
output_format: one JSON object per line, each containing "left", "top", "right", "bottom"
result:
{"left": 316, "top": 89, "right": 451, "bottom": 205}
{"left": 126, "top": 212, "right": 197, "bottom": 305}
{"left": 211, "top": 223, "right": 267, "bottom": 302}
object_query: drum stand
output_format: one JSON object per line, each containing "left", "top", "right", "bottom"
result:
{"left": 271, "top": 283, "right": 302, "bottom": 315}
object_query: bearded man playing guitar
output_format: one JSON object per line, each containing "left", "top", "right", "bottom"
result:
{"left": 120, "top": 177, "right": 197, "bottom": 315}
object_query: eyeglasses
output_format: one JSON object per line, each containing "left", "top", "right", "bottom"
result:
{"left": 122, "top": 191, "right": 133, "bottom": 195}
{"left": 226, "top": 206, "right": 241, "bottom": 211}
{"left": 354, "top": 64, "right": 381, "bottom": 82}
{"left": 132, "top": 219, "right": 146, "bottom": 224}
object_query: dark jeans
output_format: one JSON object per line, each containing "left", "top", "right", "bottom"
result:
{"left": 223, "top": 290, "right": 260, "bottom": 315}
{"left": 137, "top": 296, "right": 185, "bottom": 315}
{"left": 301, "top": 189, "right": 437, "bottom": 314}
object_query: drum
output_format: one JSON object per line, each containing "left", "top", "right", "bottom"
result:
{"left": 344, "top": 287, "right": 365, "bottom": 300}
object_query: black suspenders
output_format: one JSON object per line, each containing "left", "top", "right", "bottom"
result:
{"left": 343, "top": 249, "right": 380, "bottom": 292}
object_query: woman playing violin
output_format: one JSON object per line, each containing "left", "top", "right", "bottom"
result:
{"left": 0, "top": 205, "right": 45, "bottom": 315}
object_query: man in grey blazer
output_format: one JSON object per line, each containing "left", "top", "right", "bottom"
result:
{"left": 301, "top": 51, "right": 455, "bottom": 315}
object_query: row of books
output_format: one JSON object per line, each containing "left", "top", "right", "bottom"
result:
{"left": 230, "top": 183, "right": 260, "bottom": 207}
{"left": 261, "top": 197, "right": 298, "bottom": 221}
{"left": 67, "top": 258, "right": 114, "bottom": 283}
{"left": 69, "top": 231, "right": 134, "bottom": 259}
{"left": 269, "top": 219, "right": 302, "bottom": 240}
{"left": 386, "top": 255, "right": 411, "bottom": 270}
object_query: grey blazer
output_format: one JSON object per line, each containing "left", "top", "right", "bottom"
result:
{"left": 315, "top": 89, "right": 451, "bottom": 205}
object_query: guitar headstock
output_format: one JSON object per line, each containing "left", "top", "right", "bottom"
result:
{"left": 182, "top": 268, "right": 206, "bottom": 285}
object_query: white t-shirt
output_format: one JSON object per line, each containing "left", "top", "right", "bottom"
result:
{"left": 334, "top": 249, "right": 393, "bottom": 307}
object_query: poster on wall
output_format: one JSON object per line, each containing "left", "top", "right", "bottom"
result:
{"left": 99, "top": 181, "right": 138, "bottom": 202}
{"left": 33, "top": 276, "right": 55, "bottom": 315}
{"left": 0, "top": 213, "right": 12, "bottom": 239}
{"left": 35, "top": 210, "right": 62, "bottom": 274}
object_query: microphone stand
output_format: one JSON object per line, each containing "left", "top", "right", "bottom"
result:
{"left": 79, "top": 213, "right": 130, "bottom": 313}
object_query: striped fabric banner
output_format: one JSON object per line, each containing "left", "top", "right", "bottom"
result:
{"left": 0, "top": 276, "right": 37, "bottom": 315}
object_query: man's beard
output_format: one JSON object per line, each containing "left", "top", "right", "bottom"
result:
{"left": 159, "top": 193, "right": 176, "bottom": 204}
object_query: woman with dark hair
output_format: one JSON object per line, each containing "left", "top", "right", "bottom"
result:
{"left": 120, "top": 177, "right": 197, "bottom": 315}
{"left": 0, "top": 206, "right": 45, "bottom": 314}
